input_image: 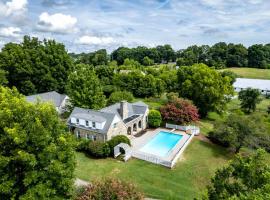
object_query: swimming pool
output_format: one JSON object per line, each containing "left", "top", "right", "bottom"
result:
{"left": 140, "top": 131, "right": 183, "bottom": 157}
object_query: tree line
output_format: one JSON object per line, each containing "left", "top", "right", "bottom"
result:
{"left": 0, "top": 36, "right": 235, "bottom": 118}
{"left": 70, "top": 42, "right": 270, "bottom": 69}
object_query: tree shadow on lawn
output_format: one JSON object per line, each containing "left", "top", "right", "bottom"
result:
{"left": 194, "top": 138, "right": 234, "bottom": 161}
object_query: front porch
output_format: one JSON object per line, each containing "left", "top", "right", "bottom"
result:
{"left": 126, "top": 118, "right": 144, "bottom": 136}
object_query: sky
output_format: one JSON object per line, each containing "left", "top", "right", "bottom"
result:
{"left": 0, "top": 0, "right": 270, "bottom": 53}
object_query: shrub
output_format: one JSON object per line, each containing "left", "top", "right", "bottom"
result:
{"left": 160, "top": 98, "right": 199, "bottom": 125}
{"left": 107, "top": 91, "right": 134, "bottom": 105}
{"left": 76, "top": 138, "right": 91, "bottom": 152}
{"left": 166, "top": 92, "right": 179, "bottom": 103}
{"left": 148, "top": 110, "right": 162, "bottom": 128}
{"left": 107, "top": 135, "right": 131, "bottom": 155}
{"left": 76, "top": 178, "right": 144, "bottom": 200}
{"left": 87, "top": 141, "right": 110, "bottom": 158}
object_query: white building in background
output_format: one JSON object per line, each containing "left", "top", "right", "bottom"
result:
{"left": 233, "top": 78, "right": 270, "bottom": 95}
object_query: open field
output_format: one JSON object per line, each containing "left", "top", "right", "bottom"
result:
{"left": 220, "top": 67, "right": 270, "bottom": 79}
{"left": 75, "top": 138, "right": 232, "bottom": 200}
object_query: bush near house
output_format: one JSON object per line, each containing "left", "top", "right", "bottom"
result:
{"left": 76, "top": 138, "right": 91, "bottom": 152}
{"left": 160, "top": 98, "right": 199, "bottom": 125}
{"left": 87, "top": 141, "right": 110, "bottom": 158}
{"left": 107, "top": 135, "right": 131, "bottom": 155}
{"left": 76, "top": 136, "right": 131, "bottom": 158}
{"left": 76, "top": 178, "right": 144, "bottom": 200}
{"left": 148, "top": 110, "right": 162, "bottom": 128}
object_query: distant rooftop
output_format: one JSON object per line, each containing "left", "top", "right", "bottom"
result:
{"left": 233, "top": 78, "right": 270, "bottom": 91}
{"left": 26, "top": 91, "right": 67, "bottom": 107}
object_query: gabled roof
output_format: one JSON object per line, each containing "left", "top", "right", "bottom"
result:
{"left": 26, "top": 91, "right": 67, "bottom": 107}
{"left": 100, "top": 101, "right": 148, "bottom": 119}
{"left": 68, "top": 107, "right": 116, "bottom": 134}
{"left": 68, "top": 101, "right": 148, "bottom": 134}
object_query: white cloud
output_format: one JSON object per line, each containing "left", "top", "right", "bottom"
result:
{"left": 37, "top": 12, "right": 77, "bottom": 34}
{"left": 0, "top": 27, "right": 21, "bottom": 38}
{"left": 76, "top": 35, "right": 115, "bottom": 45}
{"left": 0, "top": 0, "right": 27, "bottom": 17}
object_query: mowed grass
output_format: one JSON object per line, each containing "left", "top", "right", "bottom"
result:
{"left": 75, "top": 139, "right": 232, "bottom": 200}
{"left": 221, "top": 67, "right": 270, "bottom": 79}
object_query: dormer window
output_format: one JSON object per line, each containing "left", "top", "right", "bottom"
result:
{"left": 76, "top": 118, "right": 79, "bottom": 124}
{"left": 86, "top": 120, "right": 89, "bottom": 126}
{"left": 92, "top": 122, "right": 96, "bottom": 128}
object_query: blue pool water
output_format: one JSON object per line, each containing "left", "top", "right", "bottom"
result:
{"left": 140, "top": 131, "right": 183, "bottom": 157}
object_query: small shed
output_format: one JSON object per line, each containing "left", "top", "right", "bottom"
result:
{"left": 113, "top": 143, "right": 132, "bottom": 162}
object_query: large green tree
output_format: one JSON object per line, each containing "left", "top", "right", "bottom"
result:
{"left": 0, "top": 69, "right": 8, "bottom": 86}
{"left": 248, "top": 44, "right": 270, "bottom": 68}
{"left": 0, "top": 36, "right": 73, "bottom": 95}
{"left": 209, "top": 114, "right": 254, "bottom": 153}
{"left": 113, "top": 71, "right": 165, "bottom": 98}
{"left": 0, "top": 87, "right": 75, "bottom": 199}
{"left": 72, "top": 49, "right": 108, "bottom": 66}
{"left": 177, "top": 64, "right": 234, "bottom": 117}
{"left": 204, "top": 149, "right": 270, "bottom": 200}
{"left": 227, "top": 43, "right": 248, "bottom": 67}
{"left": 108, "top": 91, "right": 134, "bottom": 105}
{"left": 66, "top": 64, "right": 106, "bottom": 109}
{"left": 238, "top": 88, "right": 262, "bottom": 113}
{"left": 208, "top": 42, "right": 228, "bottom": 68}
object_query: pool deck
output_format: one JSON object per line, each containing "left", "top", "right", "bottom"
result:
{"left": 129, "top": 128, "right": 193, "bottom": 167}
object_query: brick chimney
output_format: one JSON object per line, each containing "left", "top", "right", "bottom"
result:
{"left": 120, "top": 101, "right": 128, "bottom": 119}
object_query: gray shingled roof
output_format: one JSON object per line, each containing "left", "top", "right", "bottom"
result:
{"left": 68, "top": 101, "right": 148, "bottom": 134}
{"left": 100, "top": 101, "right": 148, "bottom": 119}
{"left": 68, "top": 107, "right": 116, "bottom": 134}
{"left": 26, "top": 91, "right": 67, "bottom": 107}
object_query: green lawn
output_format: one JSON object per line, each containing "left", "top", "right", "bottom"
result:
{"left": 135, "top": 97, "right": 166, "bottom": 110}
{"left": 75, "top": 139, "right": 232, "bottom": 200}
{"left": 75, "top": 95, "right": 270, "bottom": 199}
{"left": 221, "top": 67, "right": 270, "bottom": 79}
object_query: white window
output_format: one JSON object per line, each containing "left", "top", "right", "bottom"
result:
{"left": 76, "top": 118, "right": 79, "bottom": 124}
{"left": 93, "top": 135, "right": 97, "bottom": 141}
{"left": 86, "top": 120, "right": 89, "bottom": 126}
{"left": 92, "top": 122, "right": 96, "bottom": 128}
{"left": 113, "top": 123, "right": 117, "bottom": 128}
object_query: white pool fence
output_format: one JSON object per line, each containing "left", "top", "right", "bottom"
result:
{"left": 165, "top": 123, "right": 200, "bottom": 135}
